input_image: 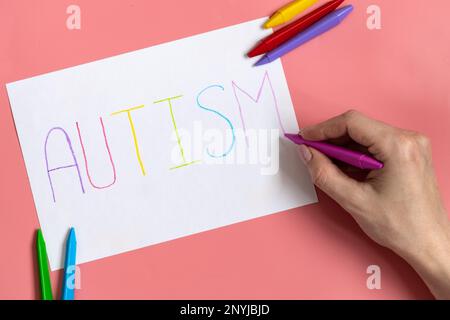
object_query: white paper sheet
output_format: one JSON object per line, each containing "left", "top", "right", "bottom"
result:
{"left": 7, "top": 18, "right": 317, "bottom": 270}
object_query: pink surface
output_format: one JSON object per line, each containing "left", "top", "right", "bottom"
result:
{"left": 0, "top": 0, "right": 449, "bottom": 299}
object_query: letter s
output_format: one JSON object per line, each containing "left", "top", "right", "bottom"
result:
{"left": 196, "top": 85, "right": 235, "bottom": 158}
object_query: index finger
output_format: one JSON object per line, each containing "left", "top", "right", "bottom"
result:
{"left": 300, "top": 110, "right": 395, "bottom": 158}
{"left": 301, "top": 110, "right": 393, "bottom": 145}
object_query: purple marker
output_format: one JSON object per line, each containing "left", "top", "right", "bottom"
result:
{"left": 255, "top": 5, "right": 354, "bottom": 66}
{"left": 285, "top": 133, "right": 384, "bottom": 170}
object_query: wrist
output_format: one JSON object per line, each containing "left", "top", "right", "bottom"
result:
{"left": 400, "top": 219, "right": 450, "bottom": 299}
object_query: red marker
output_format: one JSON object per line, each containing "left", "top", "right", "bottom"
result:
{"left": 248, "top": 0, "right": 345, "bottom": 57}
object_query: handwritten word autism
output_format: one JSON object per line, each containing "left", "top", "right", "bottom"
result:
{"left": 44, "top": 71, "right": 285, "bottom": 202}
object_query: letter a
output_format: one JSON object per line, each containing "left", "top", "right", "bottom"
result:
{"left": 66, "top": 5, "right": 81, "bottom": 30}
{"left": 366, "top": 5, "right": 381, "bottom": 30}
{"left": 44, "top": 127, "right": 85, "bottom": 202}
{"left": 366, "top": 265, "right": 381, "bottom": 289}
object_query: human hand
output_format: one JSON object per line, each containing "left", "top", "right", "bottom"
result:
{"left": 298, "top": 110, "right": 450, "bottom": 299}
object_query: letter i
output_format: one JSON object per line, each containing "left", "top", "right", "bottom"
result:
{"left": 154, "top": 95, "right": 200, "bottom": 169}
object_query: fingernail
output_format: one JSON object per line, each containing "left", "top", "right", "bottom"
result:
{"left": 298, "top": 145, "right": 312, "bottom": 165}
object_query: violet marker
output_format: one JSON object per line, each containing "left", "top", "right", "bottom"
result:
{"left": 255, "top": 5, "right": 354, "bottom": 66}
{"left": 285, "top": 133, "right": 384, "bottom": 170}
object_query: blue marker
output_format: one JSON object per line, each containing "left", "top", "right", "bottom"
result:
{"left": 61, "top": 227, "right": 77, "bottom": 300}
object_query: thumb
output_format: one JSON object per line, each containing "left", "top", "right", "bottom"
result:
{"left": 298, "top": 145, "right": 366, "bottom": 210}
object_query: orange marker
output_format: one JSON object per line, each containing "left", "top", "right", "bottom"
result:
{"left": 264, "top": 0, "right": 318, "bottom": 29}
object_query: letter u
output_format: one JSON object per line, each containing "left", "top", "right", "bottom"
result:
{"left": 76, "top": 117, "right": 117, "bottom": 189}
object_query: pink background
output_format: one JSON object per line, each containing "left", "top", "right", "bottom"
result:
{"left": 1, "top": 0, "right": 449, "bottom": 299}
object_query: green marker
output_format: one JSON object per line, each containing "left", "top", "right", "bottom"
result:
{"left": 36, "top": 229, "right": 53, "bottom": 300}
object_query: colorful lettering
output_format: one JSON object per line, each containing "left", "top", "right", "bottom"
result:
{"left": 196, "top": 85, "right": 236, "bottom": 158}
{"left": 44, "top": 127, "right": 85, "bottom": 202}
{"left": 232, "top": 71, "right": 285, "bottom": 147}
{"left": 154, "top": 95, "right": 200, "bottom": 169}
{"left": 76, "top": 117, "right": 117, "bottom": 189}
{"left": 111, "top": 105, "right": 147, "bottom": 176}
